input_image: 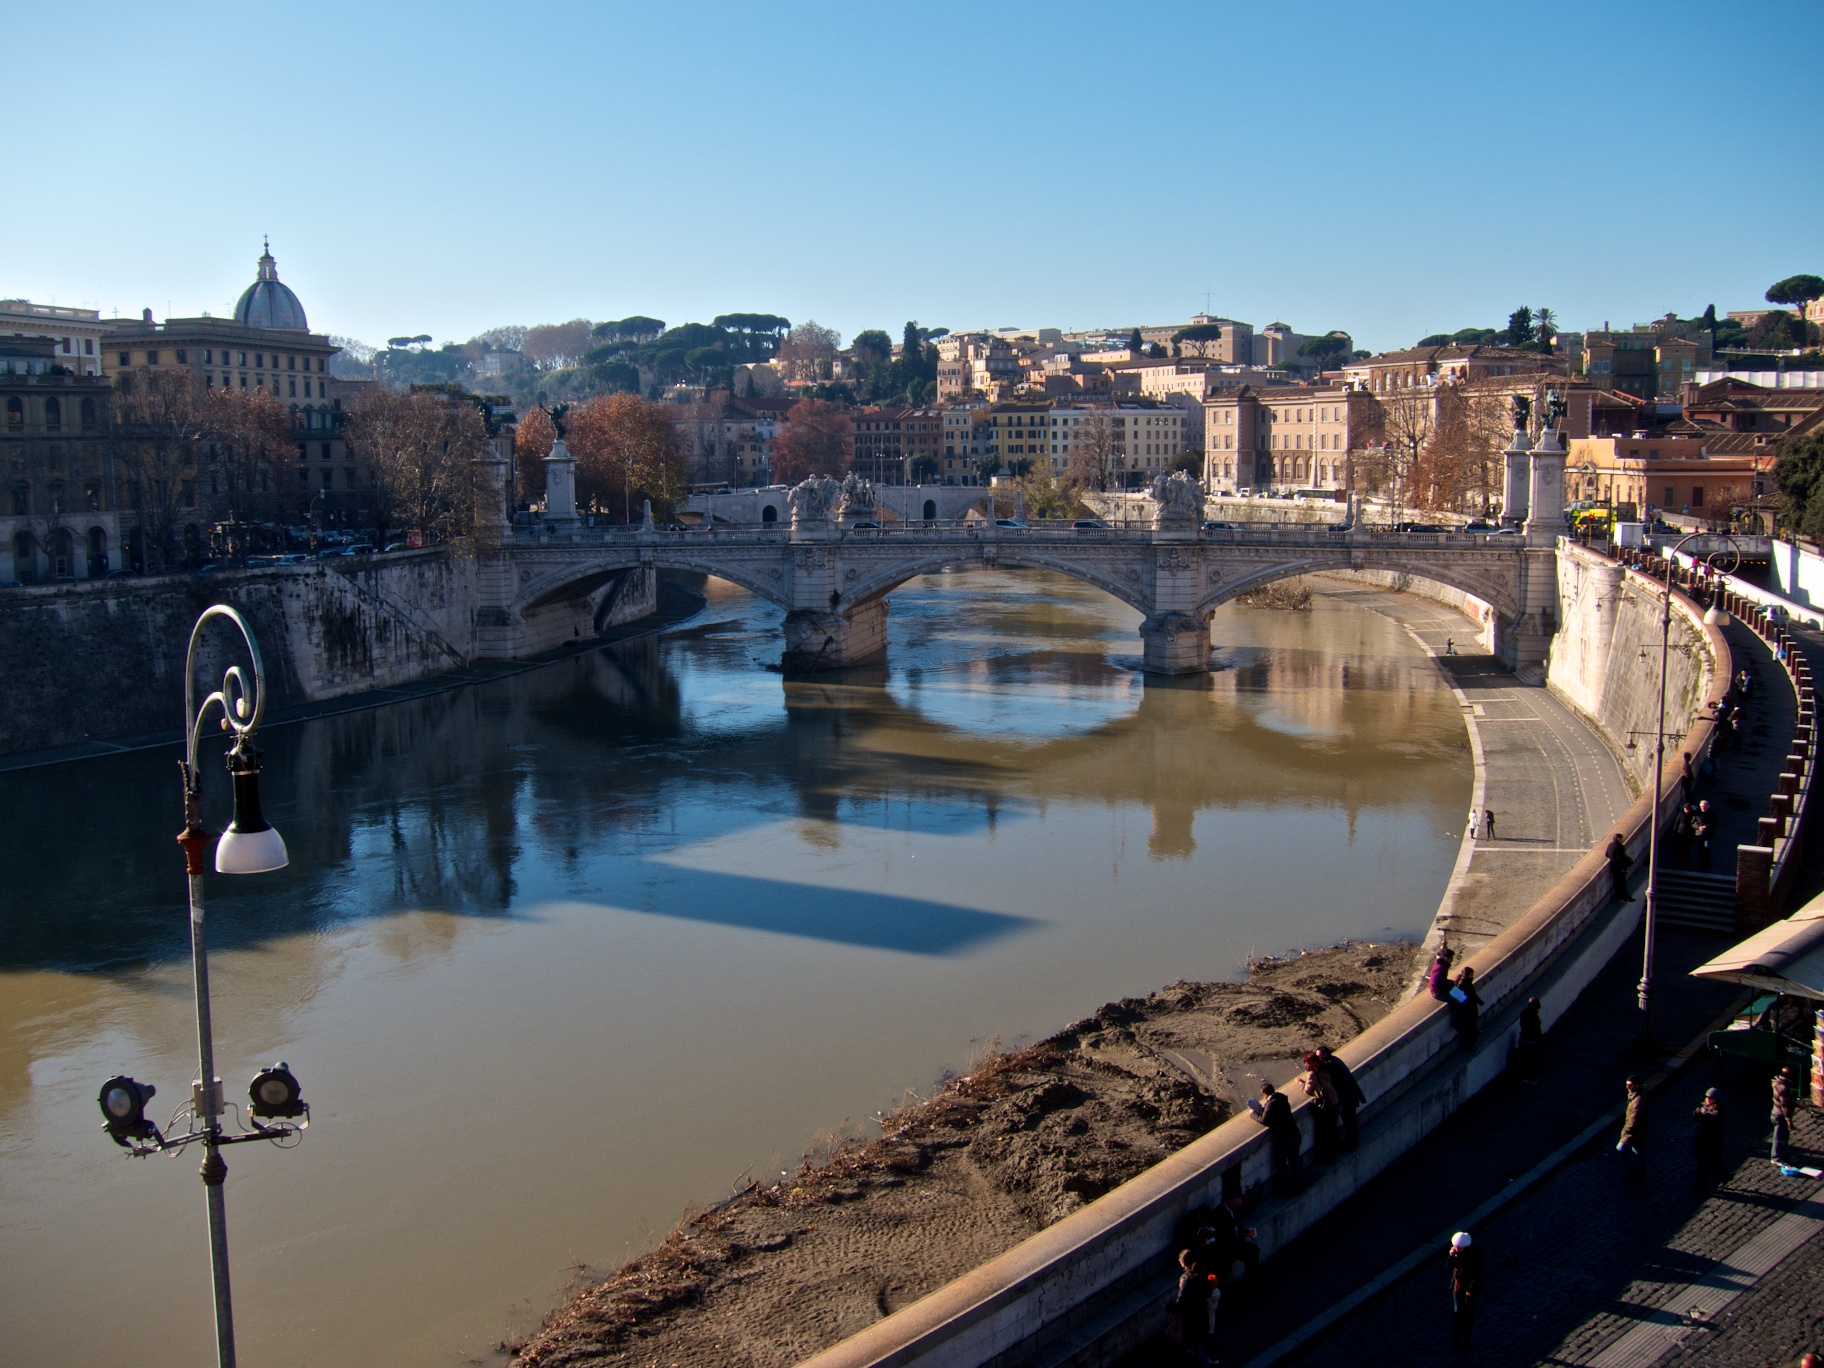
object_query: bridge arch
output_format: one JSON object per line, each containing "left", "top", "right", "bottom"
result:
{"left": 839, "top": 550, "right": 1153, "bottom": 617}
{"left": 1195, "top": 552, "right": 1520, "bottom": 626}
{"left": 513, "top": 550, "right": 794, "bottom": 616}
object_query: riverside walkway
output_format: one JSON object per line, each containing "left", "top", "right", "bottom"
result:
{"left": 1176, "top": 612, "right": 1807, "bottom": 1368}
{"left": 1322, "top": 582, "right": 1637, "bottom": 960}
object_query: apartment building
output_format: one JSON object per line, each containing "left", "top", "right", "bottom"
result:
{"left": 0, "top": 300, "right": 109, "bottom": 377}
{"left": 1564, "top": 433, "right": 1768, "bottom": 519}
{"left": 852, "top": 406, "right": 944, "bottom": 484}
{"left": 1342, "top": 344, "right": 1566, "bottom": 394}
{"left": 672, "top": 390, "right": 793, "bottom": 486}
{"left": 1203, "top": 384, "right": 1376, "bottom": 493}
{"left": 3, "top": 338, "right": 120, "bottom": 581}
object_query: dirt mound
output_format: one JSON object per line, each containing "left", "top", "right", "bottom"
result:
{"left": 508, "top": 939, "right": 1416, "bottom": 1368}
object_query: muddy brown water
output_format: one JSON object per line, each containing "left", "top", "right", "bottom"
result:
{"left": 0, "top": 569, "right": 1469, "bottom": 1366}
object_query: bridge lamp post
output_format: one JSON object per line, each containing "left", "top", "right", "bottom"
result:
{"left": 1636, "top": 532, "right": 1738, "bottom": 1045}
{"left": 97, "top": 605, "right": 309, "bottom": 1368}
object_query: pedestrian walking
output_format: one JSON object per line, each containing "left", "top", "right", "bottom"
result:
{"left": 1514, "top": 996, "right": 1544, "bottom": 1082}
{"left": 1694, "top": 802, "right": 1714, "bottom": 872}
{"left": 1483, "top": 808, "right": 1496, "bottom": 840}
{"left": 1773, "top": 1067, "right": 1797, "bottom": 1163}
{"left": 1445, "top": 636, "right": 1455, "bottom": 655}
{"left": 1693, "top": 1087, "right": 1727, "bottom": 1192}
{"left": 1301, "top": 1051, "right": 1341, "bottom": 1164}
{"left": 1467, "top": 808, "right": 1479, "bottom": 840}
{"left": 1618, "top": 1076, "right": 1648, "bottom": 1185}
{"left": 1449, "top": 967, "right": 1483, "bottom": 1050}
{"left": 1447, "top": 1231, "right": 1484, "bottom": 1352}
{"left": 1681, "top": 751, "right": 1695, "bottom": 799}
{"left": 1427, "top": 939, "right": 1457, "bottom": 1001}
{"left": 1606, "top": 833, "right": 1634, "bottom": 902}
{"left": 1169, "top": 1247, "right": 1218, "bottom": 1366}
{"left": 1316, "top": 1044, "right": 1367, "bottom": 1150}
{"left": 1249, "top": 1080, "right": 1302, "bottom": 1195}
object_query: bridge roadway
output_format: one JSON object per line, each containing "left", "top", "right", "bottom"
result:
{"left": 483, "top": 517, "right": 1563, "bottom": 675}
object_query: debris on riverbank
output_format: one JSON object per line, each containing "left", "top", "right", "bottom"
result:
{"left": 1237, "top": 577, "right": 1314, "bottom": 611}
{"left": 507, "top": 939, "right": 1417, "bottom": 1368}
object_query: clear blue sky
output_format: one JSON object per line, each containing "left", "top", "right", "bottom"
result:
{"left": 10, "top": 1, "right": 1821, "bottom": 354}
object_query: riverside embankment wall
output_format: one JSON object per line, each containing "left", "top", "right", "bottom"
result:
{"left": 0, "top": 552, "right": 656, "bottom": 755}
{"left": 798, "top": 545, "right": 1728, "bottom": 1368}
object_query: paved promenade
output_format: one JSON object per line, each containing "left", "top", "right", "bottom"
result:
{"left": 1175, "top": 611, "right": 1810, "bottom": 1368}
{"left": 1325, "top": 584, "right": 1636, "bottom": 959}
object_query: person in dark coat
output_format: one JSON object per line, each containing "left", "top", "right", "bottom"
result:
{"left": 1449, "top": 967, "right": 1483, "bottom": 1050}
{"left": 1693, "top": 1087, "right": 1727, "bottom": 1192}
{"left": 1215, "top": 1196, "right": 1261, "bottom": 1289}
{"left": 1514, "top": 996, "right": 1544, "bottom": 1082}
{"left": 1315, "top": 1045, "right": 1367, "bottom": 1149}
{"left": 1301, "top": 1051, "right": 1342, "bottom": 1164}
{"left": 1773, "top": 1068, "right": 1797, "bottom": 1163}
{"left": 1672, "top": 803, "right": 1695, "bottom": 866}
{"left": 1171, "top": 1246, "right": 1218, "bottom": 1365}
{"left": 1448, "top": 1231, "right": 1484, "bottom": 1352}
{"left": 1694, "top": 801, "right": 1715, "bottom": 872}
{"left": 1248, "top": 1080, "right": 1302, "bottom": 1195}
{"left": 1606, "top": 833, "right": 1634, "bottom": 902}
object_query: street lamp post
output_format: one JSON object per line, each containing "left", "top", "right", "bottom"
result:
{"left": 97, "top": 605, "right": 306, "bottom": 1368}
{"left": 1637, "top": 533, "right": 1737, "bottom": 1044}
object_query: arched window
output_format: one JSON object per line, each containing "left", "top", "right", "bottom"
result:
{"left": 87, "top": 525, "right": 108, "bottom": 577}
{"left": 5, "top": 397, "right": 21, "bottom": 431}
{"left": 923, "top": 499, "right": 937, "bottom": 520}
{"left": 761, "top": 504, "right": 778, "bottom": 524}
{"left": 9, "top": 483, "right": 27, "bottom": 516}
{"left": 79, "top": 397, "right": 97, "bottom": 431}
{"left": 48, "top": 481, "right": 65, "bottom": 514}
{"left": 44, "top": 397, "right": 62, "bottom": 430}
{"left": 50, "top": 528, "right": 74, "bottom": 579}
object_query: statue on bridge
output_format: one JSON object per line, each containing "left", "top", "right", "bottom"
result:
{"left": 787, "top": 475, "right": 841, "bottom": 525}
{"left": 548, "top": 403, "right": 570, "bottom": 440}
{"left": 1510, "top": 394, "right": 1531, "bottom": 433}
{"left": 837, "top": 473, "right": 879, "bottom": 523}
{"left": 1148, "top": 470, "right": 1203, "bottom": 528}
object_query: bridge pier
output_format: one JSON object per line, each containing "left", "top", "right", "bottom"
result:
{"left": 782, "top": 599, "right": 889, "bottom": 672}
{"left": 1139, "top": 611, "right": 1211, "bottom": 674}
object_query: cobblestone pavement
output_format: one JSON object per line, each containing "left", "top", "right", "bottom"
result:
{"left": 1107, "top": 605, "right": 1812, "bottom": 1368}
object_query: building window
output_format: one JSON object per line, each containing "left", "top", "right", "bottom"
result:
{"left": 84, "top": 339, "right": 94, "bottom": 356}
{"left": 289, "top": 379, "right": 297, "bottom": 397}
{"left": 255, "top": 353, "right": 264, "bottom": 369}
{"left": 240, "top": 375, "right": 248, "bottom": 390}
{"left": 1692, "top": 485, "right": 1704, "bottom": 507}
{"left": 79, "top": 397, "right": 96, "bottom": 430}
{"left": 145, "top": 350, "right": 159, "bottom": 365}
{"left": 321, "top": 442, "right": 331, "bottom": 460}
{"left": 238, "top": 351, "right": 246, "bottom": 366}
{"left": 5, "top": 397, "right": 21, "bottom": 431}
{"left": 176, "top": 349, "right": 188, "bottom": 364}
{"left": 288, "top": 355, "right": 296, "bottom": 370}
{"left": 118, "top": 351, "right": 129, "bottom": 367}
{"left": 44, "top": 397, "right": 62, "bottom": 430}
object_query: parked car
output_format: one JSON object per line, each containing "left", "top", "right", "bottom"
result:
{"left": 382, "top": 542, "right": 410, "bottom": 553}
{"left": 1463, "top": 519, "right": 1495, "bottom": 532}
{"left": 278, "top": 553, "right": 311, "bottom": 564}
{"left": 1201, "top": 519, "right": 1240, "bottom": 531}
{"left": 1325, "top": 522, "right": 1354, "bottom": 535}
{"left": 1072, "top": 518, "right": 1108, "bottom": 530}
{"left": 848, "top": 520, "right": 881, "bottom": 531}
{"left": 1396, "top": 521, "right": 1447, "bottom": 534}
{"left": 994, "top": 517, "right": 1027, "bottom": 529}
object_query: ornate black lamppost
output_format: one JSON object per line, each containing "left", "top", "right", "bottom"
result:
{"left": 98, "top": 605, "right": 308, "bottom": 1368}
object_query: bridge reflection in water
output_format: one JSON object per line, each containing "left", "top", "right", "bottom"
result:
{"left": 0, "top": 568, "right": 1471, "bottom": 1368}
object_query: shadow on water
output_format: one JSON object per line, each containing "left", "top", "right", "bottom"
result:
{"left": 594, "top": 863, "right": 1034, "bottom": 955}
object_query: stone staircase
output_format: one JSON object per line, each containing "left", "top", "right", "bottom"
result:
{"left": 1651, "top": 869, "right": 1738, "bottom": 935}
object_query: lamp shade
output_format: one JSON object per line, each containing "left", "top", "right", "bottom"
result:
{"left": 215, "top": 747, "right": 288, "bottom": 874}
{"left": 1703, "top": 604, "right": 1729, "bottom": 628}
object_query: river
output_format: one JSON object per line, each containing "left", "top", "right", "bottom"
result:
{"left": 0, "top": 569, "right": 1469, "bottom": 1366}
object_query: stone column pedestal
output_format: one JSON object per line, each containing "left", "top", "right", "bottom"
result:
{"left": 1139, "top": 611, "right": 1210, "bottom": 674}
{"left": 783, "top": 599, "right": 889, "bottom": 672}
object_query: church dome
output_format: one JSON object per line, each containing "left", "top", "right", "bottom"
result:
{"left": 233, "top": 240, "right": 309, "bottom": 331}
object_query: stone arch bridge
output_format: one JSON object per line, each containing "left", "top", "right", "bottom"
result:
{"left": 478, "top": 516, "right": 1563, "bottom": 675}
